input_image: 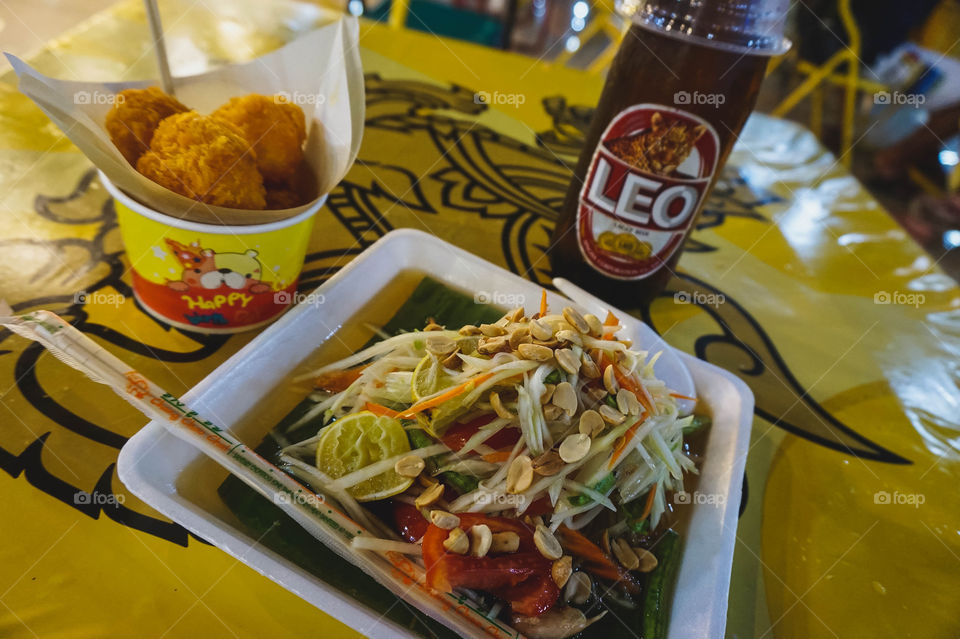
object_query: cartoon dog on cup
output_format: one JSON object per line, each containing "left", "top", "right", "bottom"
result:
{"left": 165, "top": 239, "right": 270, "bottom": 294}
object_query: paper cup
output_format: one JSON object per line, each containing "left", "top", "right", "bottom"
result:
{"left": 101, "top": 171, "right": 321, "bottom": 334}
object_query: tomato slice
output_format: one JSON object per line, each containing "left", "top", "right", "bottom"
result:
{"left": 391, "top": 501, "right": 429, "bottom": 543}
{"left": 432, "top": 552, "right": 549, "bottom": 592}
{"left": 524, "top": 496, "right": 553, "bottom": 518}
{"left": 495, "top": 571, "right": 560, "bottom": 616}
{"left": 441, "top": 415, "right": 520, "bottom": 452}
{"left": 422, "top": 514, "right": 543, "bottom": 591}
{"left": 422, "top": 513, "right": 561, "bottom": 615}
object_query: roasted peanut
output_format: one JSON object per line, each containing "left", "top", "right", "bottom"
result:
{"left": 506, "top": 455, "right": 534, "bottom": 494}
{"left": 430, "top": 510, "right": 461, "bottom": 530}
{"left": 415, "top": 482, "right": 444, "bottom": 508}
{"left": 534, "top": 524, "right": 563, "bottom": 560}
{"left": 558, "top": 433, "right": 591, "bottom": 463}
{"left": 394, "top": 454, "right": 425, "bottom": 478}
{"left": 443, "top": 527, "right": 469, "bottom": 554}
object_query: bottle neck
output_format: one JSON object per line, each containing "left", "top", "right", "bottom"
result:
{"left": 629, "top": 0, "right": 790, "bottom": 56}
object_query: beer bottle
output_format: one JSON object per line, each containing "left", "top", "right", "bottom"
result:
{"left": 550, "top": 0, "right": 790, "bottom": 308}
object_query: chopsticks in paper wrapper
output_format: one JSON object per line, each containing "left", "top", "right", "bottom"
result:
{"left": 4, "top": 16, "right": 365, "bottom": 226}
{"left": 0, "top": 305, "right": 521, "bottom": 639}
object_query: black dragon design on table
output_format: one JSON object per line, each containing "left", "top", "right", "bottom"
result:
{"left": 0, "top": 73, "right": 907, "bottom": 550}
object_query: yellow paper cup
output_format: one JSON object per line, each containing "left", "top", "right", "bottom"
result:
{"left": 101, "top": 172, "right": 320, "bottom": 334}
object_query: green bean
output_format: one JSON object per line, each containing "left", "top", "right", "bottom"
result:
{"left": 407, "top": 427, "right": 434, "bottom": 451}
{"left": 407, "top": 428, "right": 478, "bottom": 495}
{"left": 568, "top": 472, "right": 616, "bottom": 506}
{"left": 440, "top": 471, "right": 479, "bottom": 494}
{"left": 642, "top": 530, "right": 681, "bottom": 639}
{"left": 621, "top": 497, "right": 651, "bottom": 533}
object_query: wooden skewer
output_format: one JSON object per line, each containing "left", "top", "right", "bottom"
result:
{"left": 142, "top": 0, "right": 175, "bottom": 95}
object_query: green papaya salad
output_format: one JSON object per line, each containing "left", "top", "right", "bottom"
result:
{"left": 277, "top": 294, "right": 705, "bottom": 639}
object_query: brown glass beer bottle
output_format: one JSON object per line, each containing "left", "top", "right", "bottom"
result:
{"left": 550, "top": 0, "right": 790, "bottom": 309}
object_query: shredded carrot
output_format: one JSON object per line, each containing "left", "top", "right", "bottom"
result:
{"left": 609, "top": 413, "right": 648, "bottom": 468}
{"left": 556, "top": 526, "right": 641, "bottom": 594}
{"left": 539, "top": 289, "right": 548, "bottom": 316}
{"left": 629, "top": 381, "right": 656, "bottom": 415}
{"left": 602, "top": 311, "right": 619, "bottom": 340}
{"left": 610, "top": 422, "right": 638, "bottom": 467}
{"left": 640, "top": 483, "right": 657, "bottom": 520}
{"left": 398, "top": 372, "right": 495, "bottom": 419}
{"left": 365, "top": 401, "right": 400, "bottom": 418}
{"left": 481, "top": 450, "right": 513, "bottom": 463}
{"left": 598, "top": 353, "right": 656, "bottom": 416}
{"left": 669, "top": 392, "right": 697, "bottom": 401}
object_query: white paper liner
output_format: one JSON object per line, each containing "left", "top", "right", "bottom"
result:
{"left": 5, "top": 16, "right": 364, "bottom": 226}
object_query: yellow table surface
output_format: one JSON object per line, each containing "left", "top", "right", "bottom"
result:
{"left": 1, "top": 1, "right": 958, "bottom": 637}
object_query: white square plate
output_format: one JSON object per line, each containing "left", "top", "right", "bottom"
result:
{"left": 118, "top": 229, "right": 754, "bottom": 639}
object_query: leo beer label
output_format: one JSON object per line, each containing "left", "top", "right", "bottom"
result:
{"left": 576, "top": 104, "right": 719, "bottom": 280}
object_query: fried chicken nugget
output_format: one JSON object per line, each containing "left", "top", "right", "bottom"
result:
{"left": 105, "top": 87, "right": 189, "bottom": 165}
{"left": 212, "top": 94, "right": 306, "bottom": 184}
{"left": 136, "top": 112, "right": 266, "bottom": 210}
{"left": 264, "top": 187, "right": 304, "bottom": 210}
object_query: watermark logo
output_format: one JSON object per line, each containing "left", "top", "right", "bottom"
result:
{"left": 74, "top": 90, "right": 125, "bottom": 105}
{"left": 274, "top": 290, "right": 326, "bottom": 307}
{"left": 874, "top": 291, "right": 924, "bottom": 307}
{"left": 674, "top": 291, "right": 725, "bottom": 307}
{"left": 674, "top": 490, "right": 725, "bottom": 506}
{"left": 873, "top": 91, "right": 925, "bottom": 108}
{"left": 74, "top": 490, "right": 125, "bottom": 506}
{"left": 274, "top": 491, "right": 326, "bottom": 508}
{"left": 474, "top": 91, "right": 526, "bottom": 108}
{"left": 674, "top": 90, "right": 726, "bottom": 108}
{"left": 474, "top": 290, "right": 526, "bottom": 306}
{"left": 874, "top": 490, "right": 924, "bottom": 508}
{"left": 74, "top": 290, "right": 126, "bottom": 307}
{"left": 475, "top": 491, "right": 526, "bottom": 508}
{"left": 275, "top": 90, "right": 326, "bottom": 106}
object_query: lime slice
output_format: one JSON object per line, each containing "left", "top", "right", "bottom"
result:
{"left": 316, "top": 411, "right": 413, "bottom": 501}
{"left": 411, "top": 354, "right": 454, "bottom": 402}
